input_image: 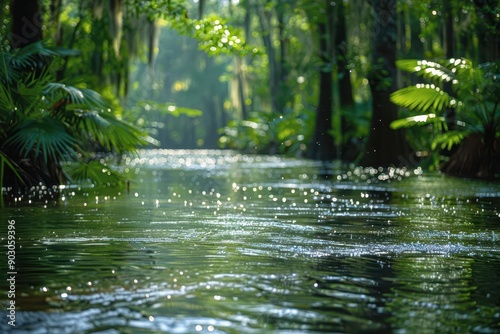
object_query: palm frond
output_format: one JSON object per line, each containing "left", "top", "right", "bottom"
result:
{"left": 432, "top": 130, "right": 471, "bottom": 151}
{"left": 396, "top": 59, "right": 455, "bottom": 84}
{"left": 390, "top": 85, "right": 452, "bottom": 114}
{"left": 0, "top": 80, "right": 15, "bottom": 113}
{"left": 43, "top": 83, "right": 108, "bottom": 109}
{"left": 9, "top": 41, "right": 59, "bottom": 68}
{"left": 0, "top": 149, "right": 25, "bottom": 206}
{"left": 390, "top": 113, "right": 447, "bottom": 130}
{"left": 73, "top": 109, "right": 157, "bottom": 153}
{"left": 6, "top": 117, "right": 77, "bottom": 162}
{"left": 65, "top": 160, "right": 125, "bottom": 185}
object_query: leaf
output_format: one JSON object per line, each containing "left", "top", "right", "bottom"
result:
{"left": 0, "top": 149, "right": 25, "bottom": 207}
{"left": 396, "top": 59, "right": 455, "bottom": 83}
{"left": 390, "top": 114, "right": 446, "bottom": 129}
{"left": 44, "top": 83, "right": 108, "bottom": 109}
{"left": 65, "top": 160, "right": 125, "bottom": 185}
{"left": 6, "top": 117, "right": 77, "bottom": 162}
{"left": 137, "top": 100, "right": 202, "bottom": 117}
{"left": 74, "top": 109, "right": 157, "bottom": 153}
{"left": 390, "top": 85, "right": 452, "bottom": 113}
{"left": 432, "top": 130, "right": 471, "bottom": 151}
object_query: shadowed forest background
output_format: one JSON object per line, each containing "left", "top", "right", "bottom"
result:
{"left": 1, "top": 0, "right": 499, "bottom": 199}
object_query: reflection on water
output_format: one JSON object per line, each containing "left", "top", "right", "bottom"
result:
{"left": 1, "top": 149, "right": 499, "bottom": 333}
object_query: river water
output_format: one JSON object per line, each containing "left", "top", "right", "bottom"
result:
{"left": 1, "top": 149, "right": 499, "bottom": 333}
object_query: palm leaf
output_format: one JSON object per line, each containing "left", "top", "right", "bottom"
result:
{"left": 390, "top": 113, "right": 447, "bottom": 130}
{"left": 43, "top": 83, "right": 108, "bottom": 109}
{"left": 0, "top": 80, "right": 15, "bottom": 113}
{"left": 8, "top": 41, "right": 63, "bottom": 69}
{"left": 0, "top": 150, "right": 26, "bottom": 207}
{"left": 432, "top": 130, "right": 471, "bottom": 151}
{"left": 65, "top": 160, "right": 125, "bottom": 185}
{"left": 6, "top": 117, "right": 77, "bottom": 162}
{"left": 396, "top": 59, "right": 455, "bottom": 83}
{"left": 390, "top": 85, "right": 452, "bottom": 113}
{"left": 74, "top": 109, "right": 157, "bottom": 153}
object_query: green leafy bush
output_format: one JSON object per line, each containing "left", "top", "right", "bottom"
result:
{"left": 218, "top": 108, "right": 314, "bottom": 156}
{"left": 0, "top": 43, "right": 153, "bottom": 204}
{"left": 390, "top": 58, "right": 500, "bottom": 178}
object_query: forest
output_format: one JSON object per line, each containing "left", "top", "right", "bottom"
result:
{"left": 1, "top": 0, "right": 499, "bottom": 199}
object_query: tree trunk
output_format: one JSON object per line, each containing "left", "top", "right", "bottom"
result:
{"left": 441, "top": 133, "right": 499, "bottom": 179}
{"left": 306, "top": 21, "right": 335, "bottom": 161}
{"left": 336, "top": 0, "right": 357, "bottom": 162}
{"left": 361, "top": 0, "right": 410, "bottom": 167}
{"left": 10, "top": 0, "right": 43, "bottom": 49}
{"left": 257, "top": 5, "right": 279, "bottom": 112}
{"left": 473, "top": 0, "right": 500, "bottom": 62}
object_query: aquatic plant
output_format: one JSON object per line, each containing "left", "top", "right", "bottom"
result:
{"left": 390, "top": 58, "right": 500, "bottom": 178}
{"left": 0, "top": 42, "right": 153, "bottom": 204}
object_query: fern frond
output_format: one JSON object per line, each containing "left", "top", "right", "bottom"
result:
{"left": 432, "top": 130, "right": 471, "bottom": 151}
{"left": 396, "top": 59, "right": 455, "bottom": 83}
{"left": 390, "top": 85, "right": 452, "bottom": 113}
{"left": 390, "top": 113, "right": 446, "bottom": 130}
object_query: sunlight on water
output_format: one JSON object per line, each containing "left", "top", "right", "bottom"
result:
{"left": 1, "top": 150, "right": 499, "bottom": 333}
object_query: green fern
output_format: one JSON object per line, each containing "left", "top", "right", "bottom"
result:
{"left": 390, "top": 113, "right": 447, "bottom": 131}
{"left": 432, "top": 130, "right": 472, "bottom": 151}
{"left": 391, "top": 57, "right": 500, "bottom": 176}
{"left": 390, "top": 85, "right": 452, "bottom": 114}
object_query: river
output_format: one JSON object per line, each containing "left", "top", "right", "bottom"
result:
{"left": 1, "top": 149, "right": 499, "bottom": 333}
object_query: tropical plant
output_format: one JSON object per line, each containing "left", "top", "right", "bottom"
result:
{"left": 218, "top": 108, "right": 314, "bottom": 156}
{"left": 0, "top": 42, "right": 153, "bottom": 205}
{"left": 390, "top": 58, "right": 500, "bottom": 178}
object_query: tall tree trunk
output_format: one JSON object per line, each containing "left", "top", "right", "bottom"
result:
{"left": 361, "top": 0, "right": 410, "bottom": 167}
{"left": 443, "top": 0, "right": 455, "bottom": 58}
{"left": 306, "top": 20, "right": 335, "bottom": 161}
{"left": 257, "top": 4, "right": 279, "bottom": 112}
{"left": 10, "top": 0, "right": 43, "bottom": 49}
{"left": 275, "top": 2, "right": 289, "bottom": 113}
{"left": 336, "top": 0, "right": 357, "bottom": 162}
{"left": 473, "top": 0, "right": 500, "bottom": 62}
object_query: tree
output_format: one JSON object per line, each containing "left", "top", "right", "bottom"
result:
{"left": 361, "top": 0, "right": 410, "bottom": 167}
{"left": 473, "top": 0, "right": 500, "bottom": 63}
{"left": 306, "top": 2, "right": 336, "bottom": 161}
{"left": 254, "top": 0, "right": 293, "bottom": 113}
{"left": 336, "top": 0, "right": 357, "bottom": 162}
{"left": 9, "top": 0, "right": 43, "bottom": 49}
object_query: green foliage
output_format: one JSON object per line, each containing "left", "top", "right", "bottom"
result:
{"left": 390, "top": 85, "right": 451, "bottom": 113}
{"left": 65, "top": 160, "right": 124, "bottom": 186}
{"left": 136, "top": 100, "right": 203, "bottom": 118}
{"left": 0, "top": 42, "right": 152, "bottom": 203}
{"left": 390, "top": 57, "right": 500, "bottom": 165}
{"left": 169, "top": 14, "right": 260, "bottom": 57}
{"left": 219, "top": 108, "right": 314, "bottom": 155}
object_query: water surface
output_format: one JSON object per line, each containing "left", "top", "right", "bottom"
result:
{"left": 1, "top": 149, "right": 499, "bottom": 333}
